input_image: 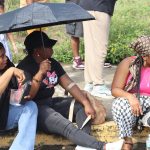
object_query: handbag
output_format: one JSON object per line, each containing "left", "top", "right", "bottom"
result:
{"left": 68, "top": 91, "right": 106, "bottom": 125}
{"left": 84, "top": 92, "right": 106, "bottom": 125}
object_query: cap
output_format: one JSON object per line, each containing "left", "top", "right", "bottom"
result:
{"left": 24, "top": 31, "right": 57, "bottom": 53}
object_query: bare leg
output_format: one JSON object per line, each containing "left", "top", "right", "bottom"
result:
{"left": 71, "top": 36, "right": 84, "bottom": 69}
{"left": 71, "top": 36, "right": 80, "bottom": 58}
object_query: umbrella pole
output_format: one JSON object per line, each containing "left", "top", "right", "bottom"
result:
{"left": 40, "top": 28, "right": 46, "bottom": 56}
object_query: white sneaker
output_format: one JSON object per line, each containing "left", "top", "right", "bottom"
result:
{"left": 104, "top": 63, "right": 112, "bottom": 68}
{"left": 84, "top": 83, "right": 93, "bottom": 93}
{"left": 75, "top": 145, "right": 96, "bottom": 150}
{"left": 106, "top": 139, "right": 124, "bottom": 150}
{"left": 91, "top": 85, "right": 114, "bottom": 99}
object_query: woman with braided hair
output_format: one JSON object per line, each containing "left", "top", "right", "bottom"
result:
{"left": 112, "top": 35, "right": 150, "bottom": 150}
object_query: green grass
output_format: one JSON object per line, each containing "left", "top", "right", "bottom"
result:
{"left": 5, "top": 0, "right": 150, "bottom": 64}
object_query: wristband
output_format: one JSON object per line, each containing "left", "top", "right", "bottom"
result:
{"left": 66, "top": 82, "right": 76, "bottom": 91}
{"left": 33, "top": 78, "right": 41, "bottom": 83}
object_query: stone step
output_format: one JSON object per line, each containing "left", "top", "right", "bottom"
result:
{"left": 0, "top": 121, "right": 150, "bottom": 148}
{"left": 91, "top": 121, "right": 150, "bottom": 143}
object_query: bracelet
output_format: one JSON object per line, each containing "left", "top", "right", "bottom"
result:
{"left": 66, "top": 82, "right": 76, "bottom": 91}
{"left": 33, "top": 78, "right": 42, "bottom": 83}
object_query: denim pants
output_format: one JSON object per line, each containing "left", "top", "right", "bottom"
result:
{"left": 36, "top": 97, "right": 104, "bottom": 150}
{"left": 6, "top": 101, "right": 38, "bottom": 150}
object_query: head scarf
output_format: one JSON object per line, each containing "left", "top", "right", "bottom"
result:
{"left": 130, "top": 35, "right": 150, "bottom": 57}
{"left": 124, "top": 36, "right": 150, "bottom": 95}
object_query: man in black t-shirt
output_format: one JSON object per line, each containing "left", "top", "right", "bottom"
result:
{"left": 80, "top": 0, "right": 117, "bottom": 99}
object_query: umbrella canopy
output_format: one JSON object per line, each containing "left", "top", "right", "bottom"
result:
{"left": 0, "top": 2, "right": 94, "bottom": 34}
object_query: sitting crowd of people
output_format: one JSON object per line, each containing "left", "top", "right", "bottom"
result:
{"left": 1, "top": 30, "right": 150, "bottom": 150}
{"left": 0, "top": 1, "right": 150, "bottom": 150}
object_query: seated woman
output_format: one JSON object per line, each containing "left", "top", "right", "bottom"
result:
{"left": 0, "top": 42, "right": 38, "bottom": 150}
{"left": 17, "top": 31, "right": 124, "bottom": 150}
{"left": 112, "top": 35, "right": 150, "bottom": 150}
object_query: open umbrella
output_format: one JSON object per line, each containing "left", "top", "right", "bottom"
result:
{"left": 0, "top": 2, "right": 94, "bottom": 34}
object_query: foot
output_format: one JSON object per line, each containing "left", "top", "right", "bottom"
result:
{"left": 122, "top": 141, "right": 133, "bottom": 150}
{"left": 75, "top": 145, "right": 96, "bottom": 150}
{"left": 105, "top": 139, "right": 124, "bottom": 150}
{"left": 91, "top": 84, "right": 114, "bottom": 99}
{"left": 104, "top": 63, "right": 112, "bottom": 68}
{"left": 84, "top": 83, "right": 93, "bottom": 93}
{"left": 72, "top": 57, "right": 84, "bottom": 70}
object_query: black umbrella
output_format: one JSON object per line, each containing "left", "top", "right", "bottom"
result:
{"left": 0, "top": 2, "right": 94, "bottom": 34}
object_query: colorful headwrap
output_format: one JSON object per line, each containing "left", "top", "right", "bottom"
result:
{"left": 130, "top": 35, "right": 150, "bottom": 57}
{"left": 124, "top": 36, "right": 150, "bottom": 94}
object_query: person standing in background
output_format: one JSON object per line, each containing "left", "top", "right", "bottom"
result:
{"left": 20, "top": 0, "right": 48, "bottom": 8}
{"left": 0, "top": 1, "right": 18, "bottom": 61}
{"left": 80, "top": 0, "right": 117, "bottom": 99}
{"left": 65, "top": 0, "right": 84, "bottom": 70}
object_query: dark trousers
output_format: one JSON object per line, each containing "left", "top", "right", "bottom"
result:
{"left": 36, "top": 97, "right": 104, "bottom": 150}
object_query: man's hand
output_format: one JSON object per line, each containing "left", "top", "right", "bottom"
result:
{"left": 84, "top": 102, "right": 95, "bottom": 119}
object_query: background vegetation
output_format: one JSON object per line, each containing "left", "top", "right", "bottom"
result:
{"left": 5, "top": 0, "right": 150, "bottom": 64}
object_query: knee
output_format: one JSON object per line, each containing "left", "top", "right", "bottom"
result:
{"left": 112, "top": 98, "right": 129, "bottom": 110}
{"left": 25, "top": 101, "right": 38, "bottom": 114}
{"left": 112, "top": 98, "right": 131, "bottom": 117}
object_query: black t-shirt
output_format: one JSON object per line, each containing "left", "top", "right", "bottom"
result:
{"left": 17, "top": 55, "right": 66, "bottom": 101}
{"left": 79, "top": 0, "right": 117, "bottom": 16}
{"left": 0, "top": 59, "right": 18, "bottom": 130}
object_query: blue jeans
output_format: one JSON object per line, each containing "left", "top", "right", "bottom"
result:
{"left": 6, "top": 101, "right": 38, "bottom": 150}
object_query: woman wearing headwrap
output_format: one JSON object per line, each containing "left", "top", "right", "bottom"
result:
{"left": 112, "top": 36, "right": 150, "bottom": 150}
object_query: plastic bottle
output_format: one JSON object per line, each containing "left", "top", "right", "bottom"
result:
{"left": 146, "top": 134, "right": 150, "bottom": 150}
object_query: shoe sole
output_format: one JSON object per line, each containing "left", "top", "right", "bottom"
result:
{"left": 72, "top": 66, "right": 84, "bottom": 70}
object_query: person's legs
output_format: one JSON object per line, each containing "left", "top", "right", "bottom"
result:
{"left": 112, "top": 97, "right": 137, "bottom": 150}
{"left": 50, "top": 97, "right": 91, "bottom": 133}
{"left": 6, "top": 101, "right": 38, "bottom": 150}
{"left": 66, "top": 21, "right": 84, "bottom": 69}
{"left": 112, "top": 96, "right": 150, "bottom": 149}
{"left": 71, "top": 36, "right": 84, "bottom": 70}
{"left": 112, "top": 98, "right": 137, "bottom": 138}
{"left": 71, "top": 36, "right": 80, "bottom": 58}
{"left": 37, "top": 104, "right": 104, "bottom": 150}
{"left": 83, "top": 11, "right": 112, "bottom": 98}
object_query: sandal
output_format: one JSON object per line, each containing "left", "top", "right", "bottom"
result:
{"left": 122, "top": 141, "right": 133, "bottom": 150}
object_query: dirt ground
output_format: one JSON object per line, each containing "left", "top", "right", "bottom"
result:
{"left": 0, "top": 145, "right": 75, "bottom": 150}
{"left": 0, "top": 143, "right": 146, "bottom": 150}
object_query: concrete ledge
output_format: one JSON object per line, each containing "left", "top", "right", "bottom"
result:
{"left": 0, "top": 121, "right": 150, "bottom": 148}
